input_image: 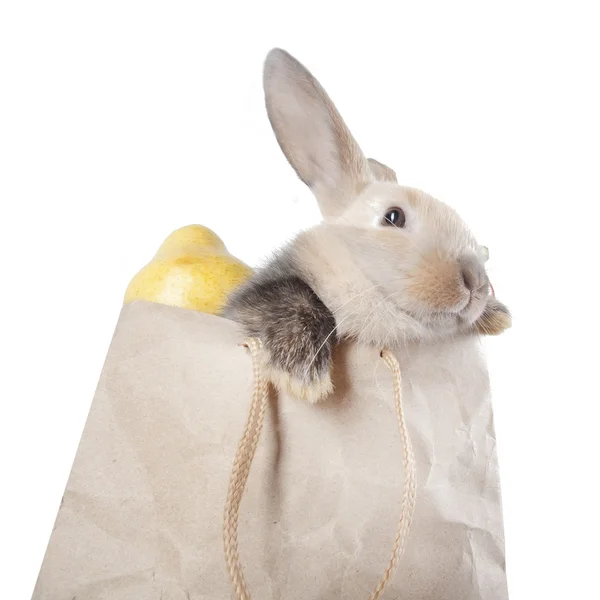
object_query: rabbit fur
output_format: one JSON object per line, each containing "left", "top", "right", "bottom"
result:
{"left": 223, "top": 48, "right": 511, "bottom": 403}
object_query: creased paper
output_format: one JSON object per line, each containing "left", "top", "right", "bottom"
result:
{"left": 33, "top": 301, "right": 508, "bottom": 599}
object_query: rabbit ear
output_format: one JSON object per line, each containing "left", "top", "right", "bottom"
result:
{"left": 263, "top": 48, "right": 372, "bottom": 218}
{"left": 368, "top": 158, "right": 397, "bottom": 183}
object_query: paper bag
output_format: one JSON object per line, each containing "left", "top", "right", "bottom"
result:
{"left": 32, "top": 300, "right": 509, "bottom": 599}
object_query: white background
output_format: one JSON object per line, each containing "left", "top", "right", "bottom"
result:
{"left": 1, "top": 2, "right": 598, "bottom": 598}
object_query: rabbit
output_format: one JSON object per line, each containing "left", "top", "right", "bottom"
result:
{"left": 223, "top": 48, "right": 511, "bottom": 404}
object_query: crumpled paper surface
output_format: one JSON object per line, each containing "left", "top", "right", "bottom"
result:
{"left": 33, "top": 300, "right": 508, "bottom": 599}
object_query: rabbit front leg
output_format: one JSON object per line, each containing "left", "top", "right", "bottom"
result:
{"left": 223, "top": 275, "right": 337, "bottom": 403}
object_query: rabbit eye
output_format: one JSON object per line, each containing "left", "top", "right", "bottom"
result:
{"left": 383, "top": 208, "right": 406, "bottom": 228}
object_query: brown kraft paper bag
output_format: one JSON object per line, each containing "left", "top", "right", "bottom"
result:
{"left": 32, "top": 300, "right": 509, "bottom": 599}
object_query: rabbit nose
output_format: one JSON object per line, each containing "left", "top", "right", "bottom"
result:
{"left": 459, "top": 255, "right": 488, "bottom": 292}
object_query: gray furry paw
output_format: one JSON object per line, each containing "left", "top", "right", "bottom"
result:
{"left": 223, "top": 274, "right": 337, "bottom": 403}
{"left": 475, "top": 298, "right": 512, "bottom": 336}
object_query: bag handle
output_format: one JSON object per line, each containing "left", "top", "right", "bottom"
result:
{"left": 223, "top": 339, "right": 417, "bottom": 600}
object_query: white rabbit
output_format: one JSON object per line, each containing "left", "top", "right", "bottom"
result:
{"left": 224, "top": 48, "right": 511, "bottom": 403}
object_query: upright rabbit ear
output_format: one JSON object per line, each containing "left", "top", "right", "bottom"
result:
{"left": 263, "top": 48, "right": 372, "bottom": 218}
{"left": 368, "top": 158, "right": 397, "bottom": 183}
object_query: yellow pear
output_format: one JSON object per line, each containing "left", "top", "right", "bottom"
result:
{"left": 124, "top": 225, "right": 253, "bottom": 314}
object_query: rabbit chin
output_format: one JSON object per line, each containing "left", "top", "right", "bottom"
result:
{"left": 337, "top": 298, "right": 486, "bottom": 346}
{"left": 389, "top": 286, "right": 490, "bottom": 340}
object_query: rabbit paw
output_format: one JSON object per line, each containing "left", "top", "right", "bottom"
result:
{"left": 264, "top": 358, "right": 334, "bottom": 404}
{"left": 225, "top": 271, "right": 338, "bottom": 403}
{"left": 475, "top": 299, "right": 512, "bottom": 336}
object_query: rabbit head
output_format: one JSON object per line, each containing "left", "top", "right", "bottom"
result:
{"left": 262, "top": 48, "right": 511, "bottom": 347}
